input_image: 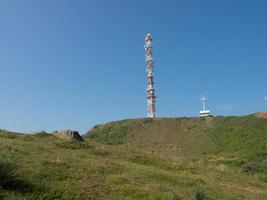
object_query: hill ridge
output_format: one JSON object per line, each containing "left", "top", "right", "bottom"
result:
{"left": 1, "top": 114, "right": 267, "bottom": 199}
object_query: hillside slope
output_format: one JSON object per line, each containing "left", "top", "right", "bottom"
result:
{"left": 87, "top": 115, "right": 267, "bottom": 161}
{"left": 1, "top": 115, "right": 267, "bottom": 199}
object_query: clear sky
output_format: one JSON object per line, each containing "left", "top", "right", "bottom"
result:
{"left": 0, "top": 0, "right": 267, "bottom": 133}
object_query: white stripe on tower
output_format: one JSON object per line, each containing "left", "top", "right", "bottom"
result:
{"left": 144, "top": 33, "right": 156, "bottom": 118}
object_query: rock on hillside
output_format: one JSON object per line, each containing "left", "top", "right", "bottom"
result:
{"left": 53, "top": 130, "right": 83, "bottom": 141}
{"left": 256, "top": 111, "right": 267, "bottom": 119}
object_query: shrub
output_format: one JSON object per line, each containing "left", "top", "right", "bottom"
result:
{"left": 89, "top": 124, "right": 128, "bottom": 145}
{"left": 34, "top": 131, "right": 51, "bottom": 138}
{"left": 192, "top": 186, "right": 207, "bottom": 200}
{"left": 0, "top": 154, "right": 33, "bottom": 192}
{"left": 241, "top": 159, "right": 267, "bottom": 175}
{"left": 0, "top": 131, "right": 18, "bottom": 139}
{"left": 0, "top": 157, "right": 17, "bottom": 189}
{"left": 171, "top": 190, "right": 182, "bottom": 200}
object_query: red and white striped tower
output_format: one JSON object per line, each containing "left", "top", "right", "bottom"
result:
{"left": 144, "top": 33, "right": 156, "bottom": 118}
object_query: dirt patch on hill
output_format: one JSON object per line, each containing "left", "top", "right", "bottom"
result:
{"left": 218, "top": 182, "right": 265, "bottom": 194}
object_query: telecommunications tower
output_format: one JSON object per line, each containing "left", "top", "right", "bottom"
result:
{"left": 144, "top": 33, "right": 156, "bottom": 118}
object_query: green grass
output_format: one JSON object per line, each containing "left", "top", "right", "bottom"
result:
{"left": 1, "top": 115, "right": 267, "bottom": 199}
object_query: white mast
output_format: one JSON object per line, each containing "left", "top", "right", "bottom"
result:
{"left": 200, "top": 95, "right": 206, "bottom": 111}
{"left": 199, "top": 95, "right": 211, "bottom": 117}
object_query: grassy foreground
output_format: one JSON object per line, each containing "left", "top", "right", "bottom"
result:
{"left": 1, "top": 115, "right": 267, "bottom": 199}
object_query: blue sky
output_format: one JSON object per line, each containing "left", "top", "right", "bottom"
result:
{"left": 0, "top": 0, "right": 267, "bottom": 133}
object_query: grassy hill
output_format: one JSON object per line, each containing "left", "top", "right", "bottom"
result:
{"left": 1, "top": 115, "right": 267, "bottom": 199}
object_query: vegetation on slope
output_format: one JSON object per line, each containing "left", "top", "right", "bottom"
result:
{"left": 87, "top": 115, "right": 267, "bottom": 163}
{"left": 86, "top": 115, "right": 267, "bottom": 199}
{"left": 0, "top": 115, "right": 267, "bottom": 199}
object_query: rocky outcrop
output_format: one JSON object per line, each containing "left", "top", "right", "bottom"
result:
{"left": 53, "top": 130, "right": 83, "bottom": 141}
{"left": 256, "top": 111, "right": 267, "bottom": 119}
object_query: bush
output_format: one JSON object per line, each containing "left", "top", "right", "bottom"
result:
{"left": 192, "top": 186, "right": 207, "bottom": 200}
{"left": 0, "top": 155, "right": 33, "bottom": 193}
{"left": 241, "top": 159, "right": 267, "bottom": 175}
{"left": 0, "top": 131, "right": 19, "bottom": 139}
{"left": 0, "top": 157, "right": 17, "bottom": 189}
{"left": 34, "top": 131, "right": 51, "bottom": 138}
{"left": 171, "top": 190, "right": 182, "bottom": 200}
{"left": 88, "top": 124, "right": 129, "bottom": 145}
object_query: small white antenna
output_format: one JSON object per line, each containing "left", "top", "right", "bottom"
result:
{"left": 199, "top": 95, "right": 211, "bottom": 117}
{"left": 200, "top": 95, "right": 206, "bottom": 111}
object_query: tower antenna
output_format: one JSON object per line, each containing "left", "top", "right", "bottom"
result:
{"left": 145, "top": 33, "right": 156, "bottom": 118}
{"left": 199, "top": 95, "right": 211, "bottom": 117}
